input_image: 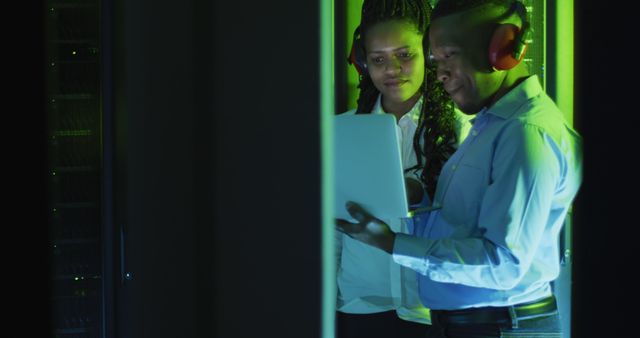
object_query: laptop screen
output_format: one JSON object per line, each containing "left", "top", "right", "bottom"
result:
{"left": 334, "top": 113, "right": 409, "bottom": 221}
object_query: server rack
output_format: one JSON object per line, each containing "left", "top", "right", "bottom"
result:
{"left": 46, "top": 1, "right": 109, "bottom": 338}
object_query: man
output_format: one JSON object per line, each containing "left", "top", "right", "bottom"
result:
{"left": 336, "top": 1, "right": 583, "bottom": 336}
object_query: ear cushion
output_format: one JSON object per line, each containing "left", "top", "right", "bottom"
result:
{"left": 349, "top": 37, "right": 368, "bottom": 76}
{"left": 488, "top": 24, "right": 527, "bottom": 71}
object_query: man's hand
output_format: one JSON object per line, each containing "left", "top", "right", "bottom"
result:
{"left": 335, "top": 201, "right": 396, "bottom": 254}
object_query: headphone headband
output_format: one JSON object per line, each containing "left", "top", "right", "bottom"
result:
{"left": 488, "top": 1, "right": 531, "bottom": 71}
{"left": 510, "top": 1, "right": 531, "bottom": 60}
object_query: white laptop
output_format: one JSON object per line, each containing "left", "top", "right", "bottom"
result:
{"left": 334, "top": 113, "right": 410, "bottom": 221}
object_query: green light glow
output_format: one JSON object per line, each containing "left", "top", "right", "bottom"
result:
{"left": 320, "top": 0, "right": 336, "bottom": 337}
{"left": 556, "top": 0, "right": 574, "bottom": 271}
{"left": 556, "top": 0, "right": 574, "bottom": 127}
{"left": 554, "top": 3, "right": 574, "bottom": 338}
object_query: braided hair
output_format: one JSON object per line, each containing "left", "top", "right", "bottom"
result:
{"left": 354, "top": 0, "right": 458, "bottom": 199}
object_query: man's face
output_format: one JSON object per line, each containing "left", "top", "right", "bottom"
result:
{"left": 428, "top": 12, "right": 506, "bottom": 115}
{"left": 364, "top": 20, "right": 425, "bottom": 107}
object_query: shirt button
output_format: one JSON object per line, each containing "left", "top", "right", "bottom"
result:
{"left": 471, "top": 130, "right": 478, "bottom": 136}
{"left": 451, "top": 165, "right": 457, "bottom": 170}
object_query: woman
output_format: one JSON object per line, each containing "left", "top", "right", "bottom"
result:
{"left": 335, "top": 1, "right": 467, "bottom": 337}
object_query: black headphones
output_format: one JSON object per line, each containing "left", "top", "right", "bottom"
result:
{"left": 488, "top": 1, "right": 531, "bottom": 71}
{"left": 348, "top": 26, "right": 368, "bottom": 77}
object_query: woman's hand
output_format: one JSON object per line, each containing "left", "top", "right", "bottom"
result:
{"left": 405, "top": 177, "right": 424, "bottom": 205}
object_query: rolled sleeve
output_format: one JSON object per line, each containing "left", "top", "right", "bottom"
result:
{"left": 392, "top": 233, "right": 432, "bottom": 276}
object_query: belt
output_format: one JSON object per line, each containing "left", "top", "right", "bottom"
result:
{"left": 431, "top": 295, "right": 558, "bottom": 328}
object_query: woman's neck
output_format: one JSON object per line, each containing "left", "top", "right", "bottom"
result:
{"left": 381, "top": 92, "right": 421, "bottom": 121}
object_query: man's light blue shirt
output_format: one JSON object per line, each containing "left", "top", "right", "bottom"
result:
{"left": 392, "top": 76, "right": 583, "bottom": 310}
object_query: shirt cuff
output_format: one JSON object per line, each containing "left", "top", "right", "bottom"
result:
{"left": 392, "top": 233, "right": 430, "bottom": 276}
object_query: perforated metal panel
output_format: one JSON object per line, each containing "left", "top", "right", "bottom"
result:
{"left": 523, "top": 0, "right": 546, "bottom": 86}
{"left": 47, "top": 1, "right": 103, "bottom": 337}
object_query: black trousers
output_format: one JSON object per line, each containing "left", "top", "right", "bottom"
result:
{"left": 426, "top": 312, "right": 561, "bottom": 338}
{"left": 337, "top": 310, "right": 430, "bottom": 338}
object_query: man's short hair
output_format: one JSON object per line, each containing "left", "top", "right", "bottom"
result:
{"left": 432, "top": 0, "right": 513, "bottom": 20}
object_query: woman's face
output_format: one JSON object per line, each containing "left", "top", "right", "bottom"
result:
{"left": 364, "top": 20, "right": 425, "bottom": 108}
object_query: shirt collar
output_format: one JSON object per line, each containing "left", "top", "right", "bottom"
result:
{"left": 485, "top": 75, "right": 543, "bottom": 120}
{"left": 469, "top": 107, "right": 489, "bottom": 125}
{"left": 371, "top": 93, "right": 423, "bottom": 125}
